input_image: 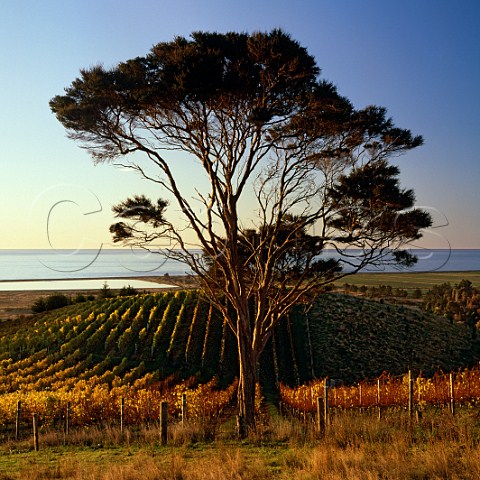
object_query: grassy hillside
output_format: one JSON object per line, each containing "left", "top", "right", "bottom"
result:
{"left": 334, "top": 271, "right": 480, "bottom": 291}
{"left": 0, "top": 290, "right": 478, "bottom": 394}
{"left": 302, "top": 294, "right": 478, "bottom": 382}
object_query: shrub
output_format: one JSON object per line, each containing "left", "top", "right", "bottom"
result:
{"left": 412, "top": 288, "right": 423, "bottom": 299}
{"left": 31, "top": 297, "right": 47, "bottom": 313}
{"left": 31, "top": 293, "right": 70, "bottom": 313}
{"left": 98, "top": 282, "right": 114, "bottom": 299}
{"left": 118, "top": 285, "right": 138, "bottom": 296}
{"left": 74, "top": 293, "right": 87, "bottom": 303}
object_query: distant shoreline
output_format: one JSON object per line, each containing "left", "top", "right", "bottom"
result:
{"left": 0, "top": 271, "right": 478, "bottom": 321}
{"left": 0, "top": 274, "right": 194, "bottom": 285}
{"left": 1, "top": 249, "right": 478, "bottom": 283}
{"left": 0, "top": 275, "right": 198, "bottom": 320}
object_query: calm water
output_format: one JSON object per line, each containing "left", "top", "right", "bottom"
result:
{"left": 0, "top": 249, "right": 188, "bottom": 291}
{"left": 0, "top": 249, "right": 191, "bottom": 282}
{"left": 0, "top": 248, "right": 479, "bottom": 290}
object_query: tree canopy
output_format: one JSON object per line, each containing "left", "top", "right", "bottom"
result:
{"left": 50, "top": 29, "right": 431, "bottom": 430}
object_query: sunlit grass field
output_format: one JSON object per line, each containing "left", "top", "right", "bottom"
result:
{"left": 2, "top": 409, "right": 480, "bottom": 479}
{"left": 335, "top": 271, "right": 480, "bottom": 291}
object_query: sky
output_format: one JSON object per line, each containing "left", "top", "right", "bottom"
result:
{"left": 0, "top": 0, "right": 479, "bottom": 251}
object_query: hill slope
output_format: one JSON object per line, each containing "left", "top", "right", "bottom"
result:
{"left": 300, "top": 294, "right": 478, "bottom": 382}
{"left": 0, "top": 291, "right": 477, "bottom": 393}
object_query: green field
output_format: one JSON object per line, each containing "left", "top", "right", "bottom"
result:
{"left": 335, "top": 271, "right": 480, "bottom": 291}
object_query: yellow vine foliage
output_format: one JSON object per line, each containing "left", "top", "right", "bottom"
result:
{"left": 0, "top": 376, "right": 244, "bottom": 428}
{"left": 280, "top": 367, "right": 480, "bottom": 412}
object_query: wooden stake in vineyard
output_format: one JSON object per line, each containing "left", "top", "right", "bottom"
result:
{"left": 358, "top": 383, "right": 363, "bottom": 412}
{"left": 408, "top": 370, "right": 414, "bottom": 420}
{"left": 181, "top": 393, "right": 187, "bottom": 426}
{"left": 450, "top": 373, "right": 455, "bottom": 416}
{"left": 65, "top": 401, "right": 71, "bottom": 436}
{"left": 324, "top": 379, "right": 330, "bottom": 428}
{"left": 377, "top": 378, "right": 382, "bottom": 421}
{"left": 160, "top": 401, "right": 168, "bottom": 446}
{"left": 316, "top": 397, "right": 325, "bottom": 435}
{"left": 15, "top": 401, "right": 21, "bottom": 441}
{"left": 120, "top": 397, "right": 125, "bottom": 433}
{"left": 32, "top": 414, "right": 39, "bottom": 452}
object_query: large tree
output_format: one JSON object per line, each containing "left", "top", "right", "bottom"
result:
{"left": 50, "top": 30, "right": 431, "bottom": 431}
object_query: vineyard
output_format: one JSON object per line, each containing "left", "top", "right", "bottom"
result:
{"left": 0, "top": 289, "right": 479, "bottom": 437}
{"left": 280, "top": 367, "right": 480, "bottom": 413}
{"left": 0, "top": 290, "right": 237, "bottom": 393}
{"left": 0, "top": 377, "right": 240, "bottom": 430}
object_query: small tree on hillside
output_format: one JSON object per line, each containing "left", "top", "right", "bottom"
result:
{"left": 50, "top": 30, "right": 431, "bottom": 431}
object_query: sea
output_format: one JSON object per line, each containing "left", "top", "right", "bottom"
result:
{"left": 0, "top": 248, "right": 479, "bottom": 291}
{"left": 0, "top": 249, "right": 191, "bottom": 291}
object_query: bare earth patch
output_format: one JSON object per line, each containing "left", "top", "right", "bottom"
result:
{"left": 0, "top": 275, "right": 198, "bottom": 320}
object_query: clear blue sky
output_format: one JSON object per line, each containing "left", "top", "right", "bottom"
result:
{"left": 0, "top": 0, "right": 479, "bottom": 250}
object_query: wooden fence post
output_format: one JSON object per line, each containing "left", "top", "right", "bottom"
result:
{"left": 408, "top": 370, "right": 414, "bottom": 420}
{"left": 120, "top": 397, "right": 125, "bottom": 433}
{"left": 65, "top": 401, "right": 71, "bottom": 436}
{"left": 236, "top": 414, "right": 247, "bottom": 438}
{"left": 181, "top": 393, "right": 187, "bottom": 426}
{"left": 160, "top": 401, "right": 168, "bottom": 445}
{"left": 416, "top": 409, "right": 423, "bottom": 423}
{"left": 358, "top": 384, "right": 363, "bottom": 412}
{"left": 316, "top": 397, "right": 325, "bottom": 435}
{"left": 377, "top": 378, "right": 382, "bottom": 421}
{"left": 147, "top": 397, "right": 152, "bottom": 426}
{"left": 32, "top": 414, "right": 39, "bottom": 452}
{"left": 15, "top": 401, "right": 21, "bottom": 441}
{"left": 450, "top": 373, "right": 455, "bottom": 416}
{"left": 324, "top": 379, "right": 329, "bottom": 428}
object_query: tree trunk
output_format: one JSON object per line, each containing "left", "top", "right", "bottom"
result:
{"left": 236, "top": 329, "right": 258, "bottom": 435}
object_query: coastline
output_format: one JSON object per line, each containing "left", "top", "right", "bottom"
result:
{"left": 0, "top": 274, "right": 196, "bottom": 286}
{"left": 0, "top": 275, "right": 198, "bottom": 320}
{"left": 1, "top": 270, "right": 479, "bottom": 321}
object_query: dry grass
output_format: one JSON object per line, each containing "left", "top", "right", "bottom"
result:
{"left": 2, "top": 409, "right": 480, "bottom": 479}
{"left": 6, "top": 440, "right": 480, "bottom": 480}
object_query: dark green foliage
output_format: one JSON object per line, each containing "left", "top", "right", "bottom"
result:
{"left": 50, "top": 30, "right": 320, "bottom": 143}
{"left": 288, "top": 308, "right": 313, "bottom": 383}
{"left": 31, "top": 293, "right": 70, "bottom": 313}
{"left": 167, "top": 291, "right": 198, "bottom": 367}
{"left": 98, "top": 282, "right": 114, "bottom": 299}
{"left": 329, "top": 160, "right": 431, "bottom": 266}
{"left": 151, "top": 291, "right": 187, "bottom": 365}
{"left": 218, "top": 317, "right": 238, "bottom": 386}
{"left": 184, "top": 298, "right": 211, "bottom": 372}
{"left": 258, "top": 331, "right": 277, "bottom": 396}
{"left": 303, "top": 293, "right": 478, "bottom": 383}
{"left": 31, "top": 297, "right": 47, "bottom": 313}
{"left": 412, "top": 288, "right": 423, "bottom": 299}
{"left": 200, "top": 304, "right": 224, "bottom": 378}
{"left": 271, "top": 318, "right": 297, "bottom": 386}
{"left": 118, "top": 285, "right": 139, "bottom": 296}
{"left": 45, "top": 293, "right": 70, "bottom": 310}
{"left": 74, "top": 293, "right": 87, "bottom": 303}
